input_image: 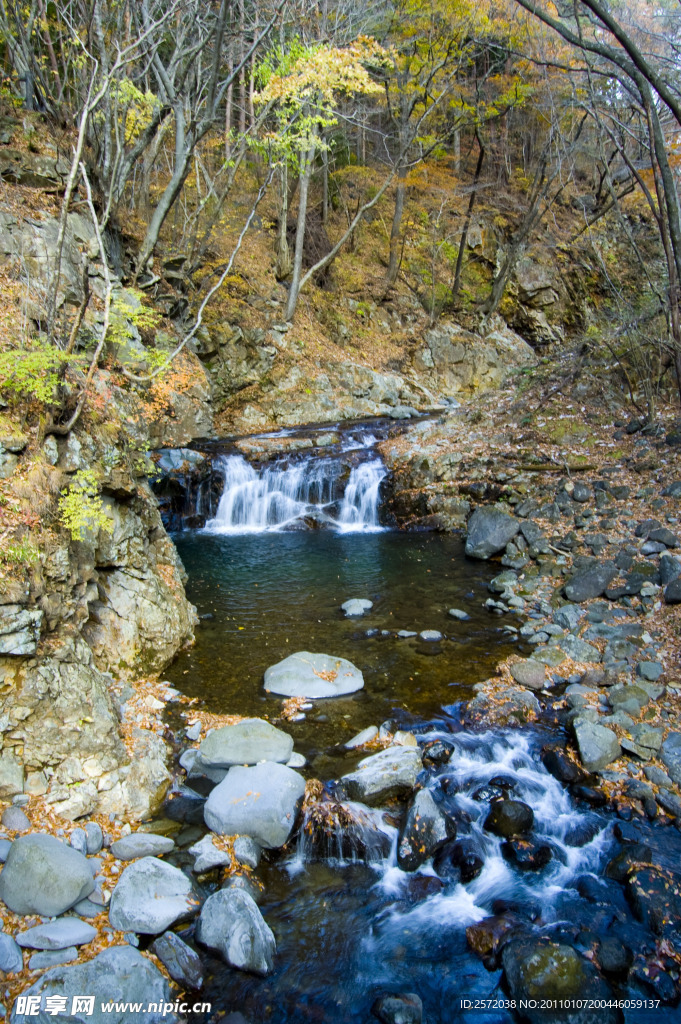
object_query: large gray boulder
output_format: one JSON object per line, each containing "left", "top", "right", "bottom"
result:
{"left": 204, "top": 762, "right": 305, "bottom": 848}
{"left": 197, "top": 718, "right": 293, "bottom": 769}
{"left": 264, "top": 651, "right": 364, "bottom": 698}
{"left": 10, "top": 945, "right": 178, "bottom": 1024}
{"left": 108, "top": 857, "right": 196, "bottom": 934}
{"left": 0, "top": 833, "right": 94, "bottom": 916}
{"left": 195, "top": 888, "right": 275, "bottom": 975}
{"left": 336, "top": 746, "right": 423, "bottom": 805}
{"left": 465, "top": 508, "right": 520, "bottom": 560}
{"left": 574, "top": 720, "right": 621, "bottom": 772}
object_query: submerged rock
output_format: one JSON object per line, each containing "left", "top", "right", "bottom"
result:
{"left": 501, "top": 936, "right": 618, "bottom": 1024}
{"left": 264, "top": 651, "right": 364, "bottom": 698}
{"left": 195, "top": 888, "right": 275, "bottom": 975}
{"left": 341, "top": 598, "right": 373, "bottom": 616}
{"left": 204, "top": 762, "right": 306, "bottom": 848}
{"left": 0, "top": 833, "right": 94, "bottom": 916}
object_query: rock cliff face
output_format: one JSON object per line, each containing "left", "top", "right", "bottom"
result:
{"left": 0, "top": 201, "right": 210, "bottom": 821}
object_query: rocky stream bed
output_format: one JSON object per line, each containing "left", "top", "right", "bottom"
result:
{"left": 3, "top": 412, "right": 681, "bottom": 1024}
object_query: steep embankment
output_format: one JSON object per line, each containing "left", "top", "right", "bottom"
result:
{"left": 0, "top": 172, "right": 213, "bottom": 821}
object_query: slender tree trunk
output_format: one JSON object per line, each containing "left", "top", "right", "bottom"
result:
{"left": 384, "top": 166, "right": 407, "bottom": 290}
{"left": 286, "top": 135, "right": 316, "bottom": 321}
{"left": 238, "top": 0, "right": 246, "bottom": 135}
{"left": 452, "top": 135, "right": 485, "bottom": 303}
{"left": 275, "top": 162, "right": 292, "bottom": 280}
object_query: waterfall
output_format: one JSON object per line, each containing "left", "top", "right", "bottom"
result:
{"left": 204, "top": 454, "right": 387, "bottom": 534}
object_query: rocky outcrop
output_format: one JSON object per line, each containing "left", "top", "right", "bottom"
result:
{"left": 412, "top": 319, "right": 537, "bottom": 400}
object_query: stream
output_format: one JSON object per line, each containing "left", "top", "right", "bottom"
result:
{"left": 158, "top": 422, "right": 654, "bottom": 1024}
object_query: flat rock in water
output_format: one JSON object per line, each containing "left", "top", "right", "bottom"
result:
{"left": 195, "top": 888, "right": 275, "bottom": 975}
{"left": 151, "top": 930, "right": 204, "bottom": 990}
{"left": 109, "top": 834, "right": 175, "bottom": 861}
{"left": 0, "top": 833, "right": 94, "bottom": 916}
{"left": 574, "top": 720, "right": 621, "bottom": 772}
{"left": 197, "top": 718, "right": 293, "bottom": 768}
{"left": 341, "top": 598, "right": 373, "bottom": 616}
{"left": 510, "top": 660, "right": 546, "bottom": 690}
{"left": 16, "top": 919, "right": 96, "bottom": 950}
{"left": 448, "top": 608, "right": 470, "bottom": 621}
{"left": 564, "top": 563, "right": 618, "bottom": 602}
{"left": 204, "top": 762, "right": 306, "bottom": 849}
{"left": 9, "top": 945, "right": 178, "bottom": 1024}
{"left": 108, "top": 857, "right": 196, "bottom": 935}
{"left": 264, "top": 651, "right": 364, "bottom": 698}
{"left": 419, "top": 630, "right": 443, "bottom": 641}
{"left": 465, "top": 507, "right": 520, "bottom": 560}
{"left": 336, "top": 746, "right": 422, "bottom": 806}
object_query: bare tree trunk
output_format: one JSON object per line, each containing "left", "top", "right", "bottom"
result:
{"left": 275, "top": 161, "right": 292, "bottom": 279}
{"left": 385, "top": 166, "right": 407, "bottom": 290}
{"left": 285, "top": 136, "right": 316, "bottom": 320}
{"left": 452, "top": 135, "right": 485, "bottom": 304}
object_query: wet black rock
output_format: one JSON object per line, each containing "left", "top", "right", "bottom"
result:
{"left": 605, "top": 843, "right": 653, "bottom": 882}
{"left": 542, "top": 747, "right": 584, "bottom": 784}
{"left": 597, "top": 935, "right": 632, "bottom": 975}
{"left": 421, "top": 739, "right": 454, "bottom": 768}
{"left": 483, "top": 799, "right": 534, "bottom": 838}
{"left": 433, "top": 838, "right": 484, "bottom": 883}
{"left": 625, "top": 866, "right": 681, "bottom": 935}
{"left": 570, "top": 780, "right": 607, "bottom": 807}
{"left": 472, "top": 784, "right": 507, "bottom": 803}
{"left": 371, "top": 993, "right": 422, "bottom": 1024}
{"left": 501, "top": 936, "right": 619, "bottom": 1024}
{"left": 629, "top": 954, "right": 680, "bottom": 1003}
{"left": 501, "top": 838, "right": 552, "bottom": 871}
{"left": 396, "top": 789, "right": 456, "bottom": 872}
{"left": 466, "top": 913, "right": 527, "bottom": 964}
{"left": 164, "top": 792, "right": 207, "bottom": 826}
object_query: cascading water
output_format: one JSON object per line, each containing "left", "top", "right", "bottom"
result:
{"left": 203, "top": 453, "right": 387, "bottom": 534}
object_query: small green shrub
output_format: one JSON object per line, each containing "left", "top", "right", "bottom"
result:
{"left": 1, "top": 538, "right": 40, "bottom": 566}
{"left": 58, "top": 469, "right": 113, "bottom": 541}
